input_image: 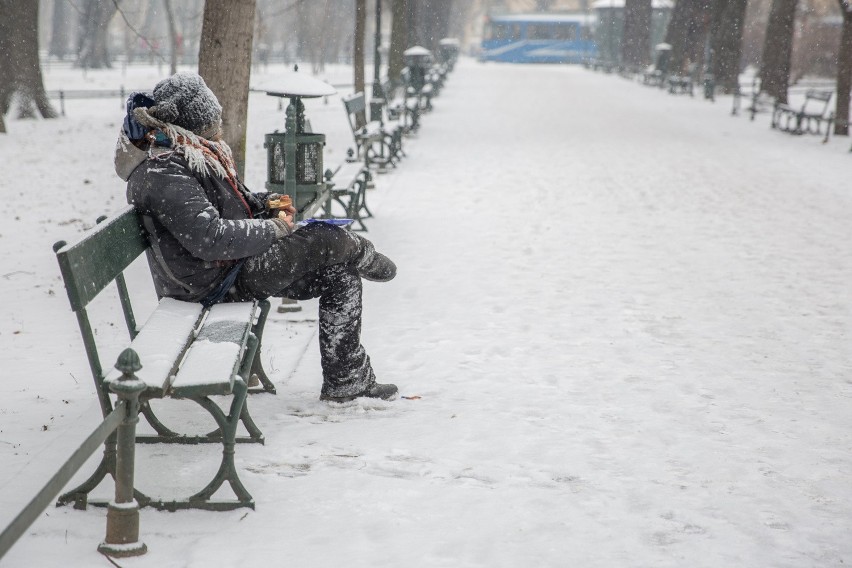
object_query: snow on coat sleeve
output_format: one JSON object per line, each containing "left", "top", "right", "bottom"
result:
{"left": 130, "top": 157, "right": 276, "bottom": 262}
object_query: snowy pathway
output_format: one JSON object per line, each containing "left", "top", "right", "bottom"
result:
{"left": 1, "top": 60, "right": 851, "bottom": 567}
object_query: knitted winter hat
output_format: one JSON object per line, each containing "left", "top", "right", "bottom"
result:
{"left": 148, "top": 72, "right": 222, "bottom": 139}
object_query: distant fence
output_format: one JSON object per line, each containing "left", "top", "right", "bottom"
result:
{"left": 46, "top": 83, "right": 367, "bottom": 116}
{"left": 45, "top": 88, "right": 142, "bottom": 116}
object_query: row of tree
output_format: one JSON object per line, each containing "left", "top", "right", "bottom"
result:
{"left": 620, "top": 0, "right": 852, "bottom": 134}
{"left": 2, "top": 0, "right": 850, "bottom": 138}
{"left": 0, "top": 0, "right": 460, "bottom": 137}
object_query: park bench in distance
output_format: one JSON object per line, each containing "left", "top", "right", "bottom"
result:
{"left": 323, "top": 150, "right": 373, "bottom": 231}
{"left": 380, "top": 78, "right": 416, "bottom": 139}
{"left": 53, "top": 206, "right": 274, "bottom": 511}
{"left": 587, "top": 58, "right": 616, "bottom": 73}
{"left": 371, "top": 79, "right": 407, "bottom": 157}
{"left": 731, "top": 77, "right": 776, "bottom": 120}
{"left": 342, "top": 91, "right": 398, "bottom": 171}
{"left": 772, "top": 89, "right": 835, "bottom": 142}
{"left": 292, "top": 117, "right": 371, "bottom": 231}
{"left": 667, "top": 63, "right": 698, "bottom": 96}
{"left": 425, "top": 61, "right": 448, "bottom": 97}
{"left": 642, "top": 64, "right": 665, "bottom": 87}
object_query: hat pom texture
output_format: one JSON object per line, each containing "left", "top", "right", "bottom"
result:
{"left": 150, "top": 72, "right": 222, "bottom": 138}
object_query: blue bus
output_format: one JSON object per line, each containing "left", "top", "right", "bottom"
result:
{"left": 479, "top": 14, "right": 597, "bottom": 64}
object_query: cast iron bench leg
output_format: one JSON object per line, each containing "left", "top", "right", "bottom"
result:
{"left": 187, "top": 379, "right": 254, "bottom": 510}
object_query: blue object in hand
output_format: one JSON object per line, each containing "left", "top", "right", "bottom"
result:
{"left": 297, "top": 219, "right": 354, "bottom": 228}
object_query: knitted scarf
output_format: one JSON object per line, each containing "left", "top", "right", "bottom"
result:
{"left": 132, "top": 106, "right": 253, "bottom": 218}
{"left": 133, "top": 106, "right": 239, "bottom": 189}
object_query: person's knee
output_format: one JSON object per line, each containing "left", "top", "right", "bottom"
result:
{"left": 305, "top": 225, "right": 363, "bottom": 264}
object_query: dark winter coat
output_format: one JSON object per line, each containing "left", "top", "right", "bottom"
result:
{"left": 115, "top": 132, "right": 278, "bottom": 302}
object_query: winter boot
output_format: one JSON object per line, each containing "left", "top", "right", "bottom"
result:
{"left": 355, "top": 239, "right": 397, "bottom": 282}
{"left": 320, "top": 382, "right": 399, "bottom": 403}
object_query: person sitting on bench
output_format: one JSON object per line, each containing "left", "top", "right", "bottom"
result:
{"left": 113, "top": 71, "right": 398, "bottom": 403}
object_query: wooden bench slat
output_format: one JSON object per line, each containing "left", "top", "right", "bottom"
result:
{"left": 55, "top": 206, "right": 147, "bottom": 312}
{"left": 104, "top": 298, "right": 204, "bottom": 395}
{"left": 169, "top": 302, "right": 257, "bottom": 398}
{"left": 331, "top": 161, "right": 367, "bottom": 187}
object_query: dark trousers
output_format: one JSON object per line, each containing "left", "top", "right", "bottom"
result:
{"left": 235, "top": 223, "right": 375, "bottom": 398}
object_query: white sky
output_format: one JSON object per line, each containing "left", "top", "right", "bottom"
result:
{"left": 0, "top": 59, "right": 851, "bottom": 567}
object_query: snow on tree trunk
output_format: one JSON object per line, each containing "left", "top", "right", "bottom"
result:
{"left": 0, "top": 0, "right": 58, "bottom": 122}
{"left": 759, "top": 0, "right": 798, "bottom": 105}
{"left": 835, "top": 1, "right": 852, "bottom": 136}
{"left": 199, "top": 0, "right": 256, "bottom": 179}
{"left": 622, "top": 0, "right": 653, "bottom": 69}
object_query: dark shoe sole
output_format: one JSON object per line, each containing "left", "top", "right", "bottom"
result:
{"left": 320, "top": 384, "right": 399, "bottom": 403}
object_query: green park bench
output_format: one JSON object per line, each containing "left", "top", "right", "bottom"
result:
{"left": 667, "top": 63, "right": 698, "bottom": 96}
{"left": 772, "top": 89, "right": 834, "bottom": 142}
{"left": 379, "top": 78, "right": 415, "bottom": 140}
{"left": 323, "top": 153, "right": 373, "bottom": 231}
{"left": 342, "top": 91, "right": 399, "bottom": 170}
{"left": 642, "top": 64, "right": 664, "bottom": 87}
{"left": 731, "top": 77, "right": 775, "bottom": 120}
{"left": 53, "top": 206, "right": 275, "bottom": 511}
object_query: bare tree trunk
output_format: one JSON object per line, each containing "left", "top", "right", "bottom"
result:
{"left": 77, "top": 0, "right": 119, "bottom": 69}
{"left": 199, "top": 0, "right": 257, "bottom": 178}
{"left": 0, "top": 0, "right": 58, "bottom": 121}
{"left": 0, "top": 0, "right": 12, "bottom": 117}
{"left": 355, "top": 0, "right": 367, "bottom": 104}
{"left": 388, "top": 0, "right": 410, "bottom": 83}
{"left": 835, "top": 0, "right": 852, "bottom": 135}
{"left": 622, "top": 0, "right": 653, "bottom": 68}
{"left": 297, "top": 0, "right": 335, "bottom": 74}
{"left": 759, "top": 0, "right": 798, "bottom": 104}
{"left": 710, "top": 0, "right": 747, "bottom": 93}
{"left": 664, "top": 0, "right": 714, "bottom": 74}
{"left": 49, "top": 0, "right": 70, "bottom": 59}
{"left": 317, "top": 0, "right": 334, "bottom": 73}
{"left": 412, "top": 0, "right": 454, "bottom": 53}
{"left": 663, "top": 0, "right": 692, "bottom": 73}
{"left": 296, "top": 0, "right": 311, "bottom": 63}
{"left": 432, "top": 0, "right": 454, "bottom": 48}
{"left": 163, "top": 0, "right": 179, "bottom": 75}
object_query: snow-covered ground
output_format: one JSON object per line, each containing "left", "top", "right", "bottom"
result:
{"left": 1, "top": 59, "right": 851, "bottom": 567}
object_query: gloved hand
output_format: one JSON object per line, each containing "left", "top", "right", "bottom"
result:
{"left": 269, "top": 209, "right": 295, "bottom": 238}
{"left": 123, "top": 92, "right": 156, "bottom": 141}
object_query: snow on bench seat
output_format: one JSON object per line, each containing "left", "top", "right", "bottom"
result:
{"left": 169, "top": 302, "right": 257, "bottom": 398}
{"left": 332, "top": 160, "right": 366, "bottom": 188}
{"left": 104, "top": 298, "right": 204, "bottom": 395}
